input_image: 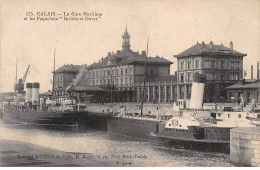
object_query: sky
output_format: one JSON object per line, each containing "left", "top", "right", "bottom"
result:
{"left": 1, "top": 0, "right": 260, "bottom": 92}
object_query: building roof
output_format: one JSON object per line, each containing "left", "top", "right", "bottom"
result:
{"left": 87, "top": 51, "right": 172, "bottom": 70}
{"left": 174, "top": 41, "right": 246, "bottom": 58}
{"left": 146, "top": 75, "right": 177, "bottom": 83}
{"left": 226, "top": 79, "right": 260, "bottom": 90}
{"left": 54, "top": 64, "right": 85, "bottom": 74}
{"left": 73, "top": 85, "right": 104, "bottom": 92}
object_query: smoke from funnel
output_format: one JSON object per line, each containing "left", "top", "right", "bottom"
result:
{"left": 72, "top": 66, "right": 87, "bottom": 87}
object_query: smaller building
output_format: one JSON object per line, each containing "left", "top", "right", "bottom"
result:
{"left": 52, "top": 64, "right": 86, "bottom": 98}
{"left": 226, "top": 79, "right": 260, "bottom": 104}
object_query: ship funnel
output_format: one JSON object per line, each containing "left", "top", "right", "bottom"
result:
{"left": 25, "top": 83, "right": 32, "bottom": 103}
{"left": 190, "top": 73, "right": 206, "bottom": 109}
{"left": 32, "top": 82, "right": 40, "bottom": 104}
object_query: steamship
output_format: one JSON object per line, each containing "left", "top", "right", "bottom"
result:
{"left": 107, "top": 74, "right": 260, "bottom": 152}
{"left": 1, "top": 82, "right": 79, "bottom": 130}
{"left": 1, "top": 81, "right": 109, "bottom": 131}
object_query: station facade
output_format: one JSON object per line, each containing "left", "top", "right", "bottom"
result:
{"left": 79, "top": 27, "right": 176, "bottom": 103}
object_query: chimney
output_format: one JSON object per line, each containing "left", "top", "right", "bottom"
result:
{"left": 230, "top": 41, "right": 233, "bottom": 51}
{"left": 251, "top": 65, "right": 253, "bottom": 79}
{"left": 209, "top": 41, "right": 213, "bottom": 50}
{"left": 257, "top": 61, "right": 259, "bottom": 79}
{"left": 202, "top": 41, "right": 205, "bottom": 47}
{"left": 142, "top": 51, "right": 146, "bottom": 56}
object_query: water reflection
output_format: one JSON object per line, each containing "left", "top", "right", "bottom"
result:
{"left": 0, "top": 122, "right": 233, "bottom": 167}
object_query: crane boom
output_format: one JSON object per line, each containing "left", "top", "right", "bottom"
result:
{"left": 22, "top": 65, "right": 30, "bottom": 83}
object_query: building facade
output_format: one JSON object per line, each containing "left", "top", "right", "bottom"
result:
{"left": 53, "top": 64, "right": 83, "bottom": 98}
{"left": 174, "top": 41, "right": 247, "bottom": 102}
{"left": 70, "top": 27, "right": 177, "bottom": 103}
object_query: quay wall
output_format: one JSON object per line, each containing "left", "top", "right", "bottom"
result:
{"left": 85, "top": 103, "right": 233, "bottom": 117}
{"left": 230, "top": 127, "right": 260, "bottom": 167}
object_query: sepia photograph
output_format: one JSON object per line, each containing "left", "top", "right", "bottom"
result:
{"left": 0, "top": 0, "right": 260, "bottom": 167}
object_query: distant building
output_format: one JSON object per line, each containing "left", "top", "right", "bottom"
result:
{"left": 226, "top": 79, "right": 260, "bottom": 104}
{"left": 69, "top": 27, "right": 176, "bottom": 103}
{"left": 52, "top": 64, "right": 84, "bottom": 98}
{"left": 39, "top": 90, "right": 52, "bottom": 99}
{"left": 174, "top": 41, "right": 247, "bottom": 102}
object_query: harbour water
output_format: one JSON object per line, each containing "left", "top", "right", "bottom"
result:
{"left": 0, "top": 121, "right": 234, "bottom": 167}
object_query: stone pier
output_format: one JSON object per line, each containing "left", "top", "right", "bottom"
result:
{"left": 230, "top": 127, "right": 260, "bottom": 167}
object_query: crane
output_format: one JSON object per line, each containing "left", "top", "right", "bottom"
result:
{"left": 14, "top": 65, "right": 30, "bottom": 93}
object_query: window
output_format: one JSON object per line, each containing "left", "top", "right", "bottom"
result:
{"left": 180, "top": 73, "right": 184, "bottom": 82}
{"left": 218, "top": 113, "right": 221, "bottom": 117}
{"left": 195, "top": 60, "right": 199, "bottom": 68}
{"left": 238, "top": 114, "right": 241, "bottom": 118}
{"left": 187, "top": 72, "right": 192, "bottom": 81}
{"left": 121, "top": 69, "right": 123, "bottom": 75}
{"left": 220, "top": 72, "right": 225, "bottom": 81}
{"left": 130, "top": 77, "right": 133, "bottom": 85}
{"left": 230, "top": 62, "right": 234, "bottom": 69}
{"left": 151, "top": 70, "right": 154, "bottom": 75}
{"left": 235, "top": 62, "right": 240, "bottom": 69}
{"left": 204, "top": 60, "right": 210, "bottom": 68}
{"left": 129, "top": 68, "right": 133, "bottom": 74}
{"left": 187, "top": 61, "right": 191, "bottom": 69}
{"left": 235, "top": 73, "right": 239, "bottom": 81}
{"left": 180, "top": 62, "right": 184, "bottom": 70}
{"left": 107, "top": 70, "right": 110, "bottom": 76}
{"left": 230, "top": 92, "right": 234, "bottom": 100}
{"left": 120, "top": 78, "right": 123, "bottom": 85}
{"left": 228, "top": 114, "right": 230, "bottom": 118}
{"left": 230, "top": 73, "right": 234, "bottom": 80}
{"left": 211, "top": 60, "right": 215, "bottom": 68}
{"left": 221, "top": 61, "right": 225, "bottom": 68}
{"left": 125, "top": 68, "right": 128, "bottom": 75}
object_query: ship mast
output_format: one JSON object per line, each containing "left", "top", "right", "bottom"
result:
{"left": 15, "top": 57, "right": 17, "bottom": 84}
{"left": 52, "top": 48, "right": 56, "bottom": 100}
{"left": 140, "top": 37, "right": 149, "bottom": 116}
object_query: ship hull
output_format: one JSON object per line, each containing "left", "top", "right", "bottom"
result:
{"left": 108, "top": 116, "right": 164, "bottom": 142}
{"left": 1, "top": 109, "right": 108, "bottom": 131}
{"left": 108, "top": 116, "right": 230, "bottom": 153}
